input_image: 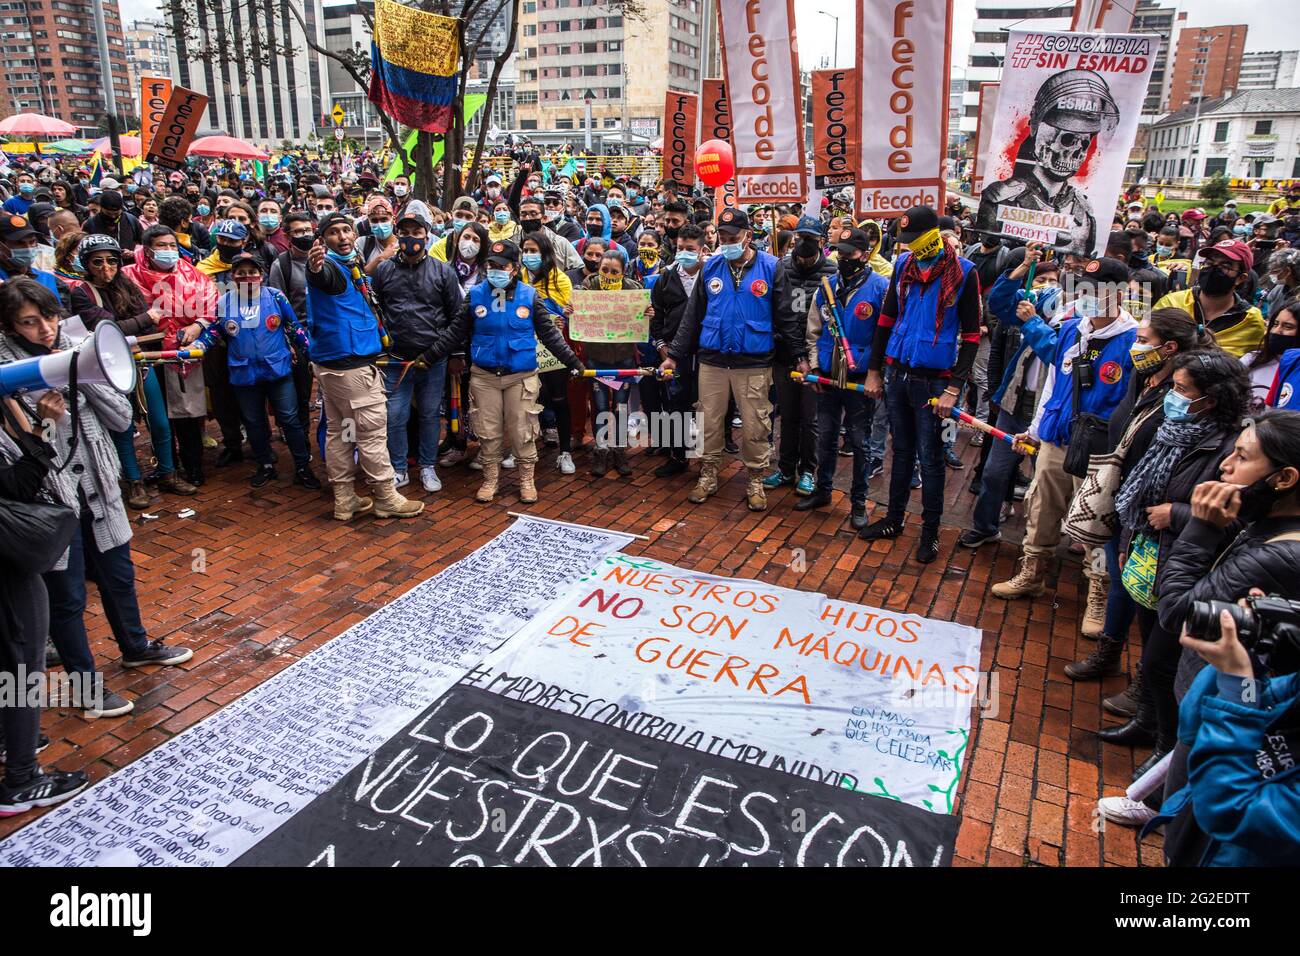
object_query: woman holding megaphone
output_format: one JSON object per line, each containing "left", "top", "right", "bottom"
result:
{"left": 0, "top": 277, "right": 193, "bottom": 720}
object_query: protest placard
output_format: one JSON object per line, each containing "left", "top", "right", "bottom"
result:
{"left": 569, "top": 289, "right": 651, "bottom": 344}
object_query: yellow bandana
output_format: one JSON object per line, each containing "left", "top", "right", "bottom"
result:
{"left": 598, "top": 276, "right": 622, "bottom": 291}
{"left": 907, "top": 228, "right": 943, "bottom": 261}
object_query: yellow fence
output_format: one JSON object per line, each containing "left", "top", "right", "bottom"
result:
{"left": 470, "top": 154, "right": 663, "bottom": 182}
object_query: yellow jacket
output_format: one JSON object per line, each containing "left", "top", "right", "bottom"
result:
{"left": 1152, "top": 287, "right": 1265, "bottom": 358}
{"left": 195, "top": 250, "right": 230, "bottom": 277}
{"left": 524, "top": 268, "right": 572, "bottom": 309}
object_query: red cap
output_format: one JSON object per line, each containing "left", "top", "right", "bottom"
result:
{"left": 1181, "top": 207, "right": 1206, "bottom": 221}
{"left": 1203, "top": 238, "right": 1254, "bottom": 270}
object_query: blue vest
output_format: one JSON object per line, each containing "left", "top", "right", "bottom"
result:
{"left": 0, "top": 265, "right": 59, "bottom": 300}
{"left": 468, "top": 280, "right": 540, "bottom": 374}
{"left": 1271, "top": 349, "right": 1300, "bottom": 408}
{"left": 884, "top": 252, "right": 976, "bottom": 371}
{"left": 305, "top": 259, "right": 382, "bottom": 363}
{"left": 1037, "top": 318, "right": 1138, "bottom": 447}
{"left": 698, "top": 251, "right": 778, "bottom": 356}
{"left": 217, "top": 286, "right": 295, "bottom": 387}
{"left": 815, "top": 270, "right": 889, "bottom": 374}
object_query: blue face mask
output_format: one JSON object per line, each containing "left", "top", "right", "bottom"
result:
{"left": 1233, "top": 224, "right": 1249, "bottom": 236}
{"left": 720, "top": 242, "right": 744, "bottom": 261}
{"left": 1073, "top": 294, "right": 1101, "bottom": 319}
{"left": 452, "top": 217, "right": 470, "bottom": 231}
{"left": 371, "top": 222, "right": 393, "bottom": 241}
{"left": 259, "top": 215, "right": 280, "bottom": 232}
{"left": 1163, "top": 389, "right": 1203, "bottom": 422}
{"left": 6, "top": 246, "right": 38, "bottom": 268}
{"left": 675, "top": 251, "right": 699, "bottom": 269}
{"left": 494, "top": 211, "right": 509, "bottom": 224}
{"left": 18, "top": 183, "right": 34, "bottom": 195}
{"left": 521, "top": 252, "right": 542, "bottom": 271}
{"left": 326, "top": 249, "right": 356, "bottom": 266}
{"left": 197, "top": 204, "right": 211, "bottom": 217}
{"left": 487, "top": 269, "right": 511, "bottom": 289}
{"left": 151, "top": 249, "right": 179, "bottom": 269}
{"left": 627, "top": 189, "right": 638, "bottom": 199}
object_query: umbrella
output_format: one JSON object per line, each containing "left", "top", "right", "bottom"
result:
{"left": 47, "top": 138, "right": 92, "bottom": 154}
{"left": 188, "top": 135, "right": 269, "bottom": 161}
{"left": 90, "top": 135, "right": 141, "bottom": 158}
{"left": 0, "top": 112, "right": 77, "bottom": 137}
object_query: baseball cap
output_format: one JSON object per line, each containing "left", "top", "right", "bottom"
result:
{"left": 794, "top": 215, "right": 823, "bottom": 237}
{"left": 834, "top": 226, "right": 874, "bottom": 254}
{"left": 101, "top": 177, "right": 120, "bottom": 190}
{"left": 1202, "top": 238, "right": 1254, "bottom": 271}
{"left": 1079, "top": 257, "right": 1130, "bottom": 283}
{"left": 213, "top": 219, "right": 250, "bottom": 241}
{"left": 0, "top": 213, "right": 36, "bottom": 242}
{"left": 938, "top": 215, "right": 959, "bottom": 233}
{"left": 395, "top": 199, "right": 433, "bottom": 231}
{"left": 1223, "top": 198, "right": 1238, "bottom": 207}
{"left": 227, "top": 252, "right": 262, "bottom": 271}
{"left": 485, "top": 173, "right": 503, "bottom": 186}
{"left": 98, "top": 190, "right": 124, "bottom": 211}
{"left": 486, "top": 239, "right": 519, "bottom": 266}
{"left": 896, "top": 204, "right": 938, "bottom": 243}
{"left": 452, "top": 196, "right": 478, "bottom": 214}
{"left": 314, "top": 212, "right": 353, "bottom": 239}
{"left": 716, "top": 207, "right": 750, "bottom": 233}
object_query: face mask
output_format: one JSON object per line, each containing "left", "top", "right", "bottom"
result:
{"left": 72, "top": 254, "right": 82, "bottom": 272}
{"left": 398, "top": 235, "right": 425, "bottom": 257}
{"left": 6, "top": 246, "right": 38, "bottom": 268}
{"left": 1129, "top": 342, "right": 1166, "bottom": 372}
{"left": 675, "top": 251, "right": 699, "bottom": 270}
{"left": 520, "top": 218, "right": 543, "bottom": 233}
{"left": 1233, "top": 224, "right": 1250, "bottom": 236}
{"left": 527, "top": 181, "right": 540, "bottom": 192}
{"left": 127, "top": 184, "right": 138, "bottom": 194}
{"left": 1237, "top": 471, "right": 1288, "bottom": 523}
{"left": 1199, "top": 267, "right": 1237, "bottom": 296}
{"left": 587, "top": 224, "right": 603, "bottom": 237}
{"left": 259, "top": 215, "right": 280, "bottom": 231}
{"left": 452, "top": 217, "right": 471, "bottom": 231}
{"left": 326, "top": 249, "right": 356, "bottom": 266}
{"left": 584, "top": 258, "right": 602, "bottom": 273}
{"left": 1268, "top": 332, "right": 1300, "bottom": 355}
{"left": 521, "top": 252, "right": 543, "bottom": 271}
{"left": 216, "top": 244, "right": 241, "bottom": 263}
{"left": 196, "top": 204, "right": 211, "bottom": 217}
{"left": 545, "top": 209, "right": 561, "bottom": 222}
{"left": 151, "top": 249, "right": 179, "bottom": 270}
{"left": 486, "top": 187, "right": 501, "bottom": 199}
{"left": 392, "top": 185, "right": 408, "bottom": 197}
{"left": 598, "top": 276, "right": 622, "bottom": 290}
{"left": 907, "top": 228, "right": 944, "bottom": 260}
{"left": 627, "top": 189, "right": 638, "bottom": 200}
{"left": 371, "top": 222, "right": 393, "bottom": 241}
{"left": 242, "top": 189, "right": 256, "bottom": 199}
{"left": 18, "top": 183, "right": 34, "bottom": 195}
{"left": 458, "top": 238, "right": 480, "bottom": 259}
{"left": 639, "top": 249, "right": 659, "bottom": 266}
{"left": 487, "top": 269, "right": 511, "bottom": 289}
{"left": 1162, "top": 389, "right": 1204, "bottom": 422}
{"left": 291, "top": 234, "right": 315, "bottom": 252}
{"left": 493, "top": 211, "right": 509, "bottom": 224}
{"left": 1073, "top": 294, "right": 1101, "bottom": 319}
{"left": 1154, "top": 245, "right": 1175, "bottom": 260}
{"left": 720, "top": 242, "right": 744, "bottom": 261}
{"left": 838, "top": 256, "right": 865, "bottom": 279}
{"left": 664, "top": 226, "right": 679, "bottom": 242}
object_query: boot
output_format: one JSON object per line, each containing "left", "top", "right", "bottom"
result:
{"left": 124, "top": 480, "right": 150, "bottom": 510}
{"left": 1097, "top": 676, "right": 1156, "bottom": 747}
{"left": 1103, "top": 665, "right": 1143, "bottom": 718}
{"left": 590, "top": 448, "right": 609, "bottom": 478}
{"left": 476, "top": 461, "right": 500, "bottom": 503}
{"left": 1135, "top": 681, "right": 1180, "bottom": 780}
{"left": 371, "top": 480, "right": 425, "bottom": 518}
{"left": 1081, "top": 575, "right": 1108, "bottom": 639}
{"left": 156, "top": 473, "right": 197, "bottom": 496}
{"left": 332, "top": 482, "right": 374, "bottom": 521}
{"left": 1133, "top": 740, "right": 1174, "bottom": 782}
{"left": 518, "top": 460, "right": 538, "bottom": 504}
{"left": 1064, "top": 634, "right": 1125, "bottom": 681}
{"left": 991, "top": 554, "right": 1048, "bottom": 599}
{"left": 687, "top": 461, "right": 719, "bottom": 504}
{"left": 611, "top": 447, "right": 632, "bottom": 477}
{"left": 745, "top": 468, "right": 767, "bottom": 512}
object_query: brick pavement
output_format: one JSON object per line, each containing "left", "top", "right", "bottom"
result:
{"left": 0, "top": 428, "right": 1165, "bottom": 867}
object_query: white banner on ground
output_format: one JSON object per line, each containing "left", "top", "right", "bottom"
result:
{"left": 855, "top": 0, "right": 953, "bottom": 219}
{"left": 0, "top": 518, "right": 633, "bottom": 867}
{"left": 974, "top": 29, "right": 1157, "bottom": 254}
{"left": 716, "top": 0, "right": 808, "bottom": 203}
{"left": 475, "top": 553, "right": 983, "bottom": 811}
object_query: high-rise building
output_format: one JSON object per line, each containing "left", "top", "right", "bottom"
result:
{"left": 1166, "top": 21, "right": 1248, "bottom": 110}
{"left": 514, "top": 0, "right": 703, "bottom": 143}
{"left": 126, "top": 18, "right": 168, "bottom": 113}
{"left": 165, "top": 0, "right": 329, "bottom": 146}
{"left": 0, "top": 0, "right": 132, "bottom": 133}
{"left": 1130, "top": 0, "right": 1175, "bottom": 122}
{"left": 1238, "top": 50, "right": 1300, "bottom": 91}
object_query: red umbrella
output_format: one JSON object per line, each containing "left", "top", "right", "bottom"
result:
{"left": 187, "top": 135, "right": 269, "bottom": 161}
{"left": 0, "top": 112, "right": 77, "bottom": 137}
{"left": 90, "top": 135, "right": 141, "bottom": 157}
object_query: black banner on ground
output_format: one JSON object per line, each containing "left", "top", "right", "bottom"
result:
{"left": 235, "top": 685, "right": 957, "bottom": 867}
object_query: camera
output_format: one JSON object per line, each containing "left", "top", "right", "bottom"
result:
{"left": 1187, "top": 594, "right": 1300, "bottom": 674}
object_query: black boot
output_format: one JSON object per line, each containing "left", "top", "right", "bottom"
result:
{"left": 1064, "top": 634, "right": 1125, "bottom": 681}
{"left": 794, "top": 490, "right": 832, "bottom": 511}
{"left": 1097, "top": 676, "right": 1157, "bottom": 747}
{"left": 1103, "top": 664, "right": 1144, "bottom": 718}
{"left": 590, "top": 448, "right": 609, "bottom": 478}
{"left": 611, "top": 447, "right": 632, "bottom": 477}
{"left": 1133, "top": 683, "right": 1180, "bottom": 780}
{"left": 655, "top": 455, "right": 687, "bottom": 478}
{"left": 1133, "top": 741, "right": 1173, "bottom": 781}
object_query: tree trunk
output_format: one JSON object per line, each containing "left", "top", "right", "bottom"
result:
{"left": 415, "top": 132, "right": 435, "bottom": 203}
{"left": 464, "top": 0, "right": 521, "bottom": 197}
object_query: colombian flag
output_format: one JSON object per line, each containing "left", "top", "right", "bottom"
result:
{"left": 367, "top": 0, "right": 460, "bottom": 133}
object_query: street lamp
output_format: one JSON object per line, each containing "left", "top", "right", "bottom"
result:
{"left": 818, "top": 10, "right": 840, "bottom": 69}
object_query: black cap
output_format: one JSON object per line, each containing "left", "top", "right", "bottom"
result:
{"left": 98, "top": 190, "right": 124, "bottom": 211}
{"left": 0, "top": 213, "right": 36, "bottom": 242}
{"left": 717, "top": 207, "right": 750, "bottom": 232}
{"left": 938, "top": 215, "right": 958, "bottom": 233}
{"left": 228, "top": 251, "right": 262, "bottom": 271}
{"left": 896, "top": 205, "right": 938, "bottom": 242}
{"left": 1080, "top": 257, "right": 1131, "bottom": 284}
{"left": 395, "top": 210, "right": 431, "bottom": 231}
{"left": 486, "top": 238, "right": 519, "bottom": 266}
{"left": 315, "top": 211, "right": 354, "bottom": 238}
{"left": 833, "top": 226, "right": 874, "bottom": 254}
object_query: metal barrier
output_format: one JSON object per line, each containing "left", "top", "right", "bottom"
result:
{"left": 469, "top": 154, "right": 663, "bottom": 182}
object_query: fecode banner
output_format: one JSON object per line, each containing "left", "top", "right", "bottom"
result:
{"left": 139, "top": 75, "right": 172, "bottom": 159}
{"left": 144, "top": 86, "right": 209, "bottom": 171}
{"left": 974, "top": 29, "right": 1157, "bottom": 254}
{"left": 662, "top": 91, "right": 699, "bottom": 187}
{"left": 716, "top": 0, "right": 808, "bottom": 203}
{"left": 1070, "top": 0, "right": 1134, "bottom": 32}
{"left": 700, "top": 78, "right": 732, "bottom": 143}
{"left": 972, "top": 82, "right": 999, "bottom": 195}
{"left": 856, "top": 0, "right": 952, "bottom": 219}
{"left": 812, "top": 69, "right": 858, "bottom": 190}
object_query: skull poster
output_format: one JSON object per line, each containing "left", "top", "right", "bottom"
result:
{"left": 975, "top": 30, "right": 1157, "bottom": 255}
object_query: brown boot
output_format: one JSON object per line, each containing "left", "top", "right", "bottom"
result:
{"left": 475, "top": 461, "right": 500, "bottom": 503}
{"left": 332, "top": 482, "right": 374, "bottom": 521}
{"left": 518, "top": 460, "right": 538, "bottom": 503}
{"left": 371, "top": 480, "right": 425, "bottom": 518}
{"left": 1081, "top": 575, "right": 1108, "bottom": 639}
{"left": 611, "top": 447, "right": 632, "bottom": 477}
{"left": 991, "top": 554, "right": 1048, "bottom": 599}
{"left": 687, "top": 461, "right": 719, "bottom": 504}
{"left": 157, "top": 473, "right": 197, "bottom": 496}
{"left": 590, "top": 448, "right": 609, "bottom": 477}
{"left": 745, "top": 468, "right": 767, "bottom": 511}
{"left": 1064, "top": 634, "right": 1125, "bottom": 681}
{"left": 123, "top": 480, "right": 150, "bottom": 510}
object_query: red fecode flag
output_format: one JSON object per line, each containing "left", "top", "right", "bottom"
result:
{"left": 856, "top": 0, "right": 953, "bottom": 219}
{"left": 662, "top": 91, "right": 699, "bottom": 187}
{"left": 700, "top": 78, "right": 731, "bottom": 143}
{"left": 139, "top": 75, "right": 172, "bottom": 158}
{"left": 811, "top": 69, "right": 858, "bottom": 190}
{"left": 1070, "top": 0, "right": 1134, "bottom": 32}
{"left": 971, "top": 82, "right": 999, "bottom": 195}
{"left": 145, "top": 86, "right": 210, "bottom": 171}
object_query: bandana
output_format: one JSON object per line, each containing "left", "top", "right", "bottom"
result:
{"left": 898, "top": 241, "right": 965, "bottom": 343}
{"left": 906, "top": 227, "right": 944, "bottom": 261}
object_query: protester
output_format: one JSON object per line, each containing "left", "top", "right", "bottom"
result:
{"left": 580, "top": 250, "right": 642, "bottom": 478}
{"left": 1152, "top": 239, "right": 1265, "bottom": 358}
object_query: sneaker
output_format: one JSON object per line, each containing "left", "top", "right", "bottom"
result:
{"left": 849, "top": 504, "right": 869, "bottom": 531}
{"left": 202, "top": 435, "right": 218, "bottom": 449}
{"left": 859, "top": 517, "right": 903, "bottom": 541}
{"left": 839, "top": 441, "right": 853, "bottom": 457}
{"left": 420, "top": 466, "right": 442, "bottom": 493}
{"left": 501, "top": 455, "right": 516, "bottom": 470}
{"left": 293, "top": 466, "right": 322, "bottom": 490}
{"left": 45, "top": 639, "right": 59, "bottom": 669}
{"left": 654, "top": 457, "right": 687, "bottom": 478}
{"left": 868, "top": 458, "right": 884, "bottom": 479}
{"left": 0, "top": 734, "right": 50, "bottom": 763}
{"left": 969, "top": 432, "right": 985, "bottom": 447}
{"left": 945, "top": 448, "right": 965, "bottom": 470}
{"left": 794, "top": 472, "right": 815, "bottom": 496}
{"left": 250, "top": 464, "right": 277, "bottom": 488}
{"left": 958, "top": 528, "right": 1002, "bottom": 548}
{"left": 910, "top": 469, "right": 922, "bottom": 490}
{"left": 121, "top": 640, "right": 194, "bottom": 669}
{"left": 761, "top": 470, "right": 794, "bottom": 490}
{"left": 543, "top": 427, "right": 560, "bottom": 447}
{"left": 724, "top": 438, "right": 740, "bottom": 455}
{"left": 915, "top": 530, "right": 941, "bottom": 564}
{"left": 439, "top": 447, "right": 468, "bottom": 468}
{"left": 468, "top": 456, "right": 483, "bottom": 471}
{"left": 0, "top": 770, "right": 90, "bottom": 817}
{"left": 557, "top": 452, "right": 575, "bottom": 475}
{"left": 1097, "top": 796, "right": 1157, "bottom": 828}
{"left": 730, "top": 416, "right": 742, "bottom": 428}
{"left": 393, "top": 470, "right": 410, "bottom": 489}
{"left": 83, "top": 689, "right": 134, "bottom": 719}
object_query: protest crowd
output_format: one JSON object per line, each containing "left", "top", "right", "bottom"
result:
{"left": 0, "top": 133, "right": 1298, "bottom": 866}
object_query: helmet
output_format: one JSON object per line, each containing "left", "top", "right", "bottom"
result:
{"left": 77, "top": 233, "right": 122, "bottom": 260}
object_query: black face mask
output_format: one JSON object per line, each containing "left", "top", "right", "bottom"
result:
{"left": 398, "top": 235, "right": 425, "bottom": 257}
{"left": 520, "top": 218, "right": 543, "bottom": 233}
{"left": 291, "top": 234, "right": 314, "bottom": 252}
{"left": 1237, "top": 471, "right": 1289, "bottom": 524}
{"left": 587, "top": 224, "right": 603, "bottom": 238}
{"left": 583, "top": 258, "right": 602, "bottom": 274}
{"left": 217, "top": 244, "right": 242, "bottom": 263}
{"left": 664, "top": 227, "right": 679, "bottom": 242}
{"left": 793, "top": 239, "right": 820, "bottom": 261}
{"left": 838, "top": 256, "right": 866, "bottom": 280}
{"left": 1268, "top": 332, "right": 1300, "bottom": 356}
{"left": 1199, "top": 267, "right": 1238, "bottom": 297}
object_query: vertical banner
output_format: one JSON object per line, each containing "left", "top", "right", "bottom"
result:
{"left": 144, "top": 86, "right": 210, "bottom": 171}
{"left": 663, "top": 91, "right": 700, "bottom": 188}
{"left": 971, "top": 82, "right": 999, "bottom": 195}
{"left": 700, "top": 78, "right": 732, "bottom": 143}
{"left": 715, "top": 182, "right": 738, "bottom": 220}
{"left": 856, "top": 0, "right": 953, "bottom": 219}
{"left": 716, "top": 0, "right": 808, "bottom": 203}
{"left": 139, "top": 75, "right": 172, "bottom": 159}
{"left": 811, "top": 69, "right": 858, "bottom": 190}
{"left": 1070, "top": 0, "right": 1135, "bottom": 33}
{"left": 974, "top": 30, "right": 1157, "bottom": 254}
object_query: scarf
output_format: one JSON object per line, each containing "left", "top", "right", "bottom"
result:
{"left": 897, "top": 244, "right": 965, "bottom": 342}
{"left": 1114, "top": 416, "right": 1218, "bottom": 530}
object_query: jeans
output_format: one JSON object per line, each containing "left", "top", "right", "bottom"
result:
{"left": 1102, "top": 535, "right": 1137, "bottom": 642}
{"left": 111, "top": 366, "right": 174, "bottom": 480}
{"left": 664, "top": 365, "right": 699, "bottom": 462}
{"left": 0, "top": 572, "right": 47, "bottom": 786}
{"left": 592, "top": 378, "right": 631, "bottom": 448}
{"left": 233, "top": 375, "right": 312, "bottom": 470}
{"left": 885, "top": 371, "right": 949, "bottom": 531}
{"left": 815, "top": 388, "right": 874, "bottom": 506}
{"left": 774, "top": 360, "right": 817, "bottom": 475}
{"left": 869, "top": 384, "right": 889, "bottom": 462}
{"left": 383, "top": 359, "right": 446, "bottom": 471}
{"left": 43, "top": 511, "right": 150, "bottom": 678}
{"left": 971, "top": 408, "right": 1028, "bottom": 535}
{"left": 539, "top": 368, "right": 572, "bottom": 453}
{"left": 203, "top": 343, "right": 244, "bottom": 451}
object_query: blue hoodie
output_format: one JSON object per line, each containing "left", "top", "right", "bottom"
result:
{"left": 578, "top": 203, "right": 629, "bottom": 264}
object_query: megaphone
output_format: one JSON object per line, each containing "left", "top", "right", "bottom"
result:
{"left": 0, "top": 321, "right": 138, "bottom": 397}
